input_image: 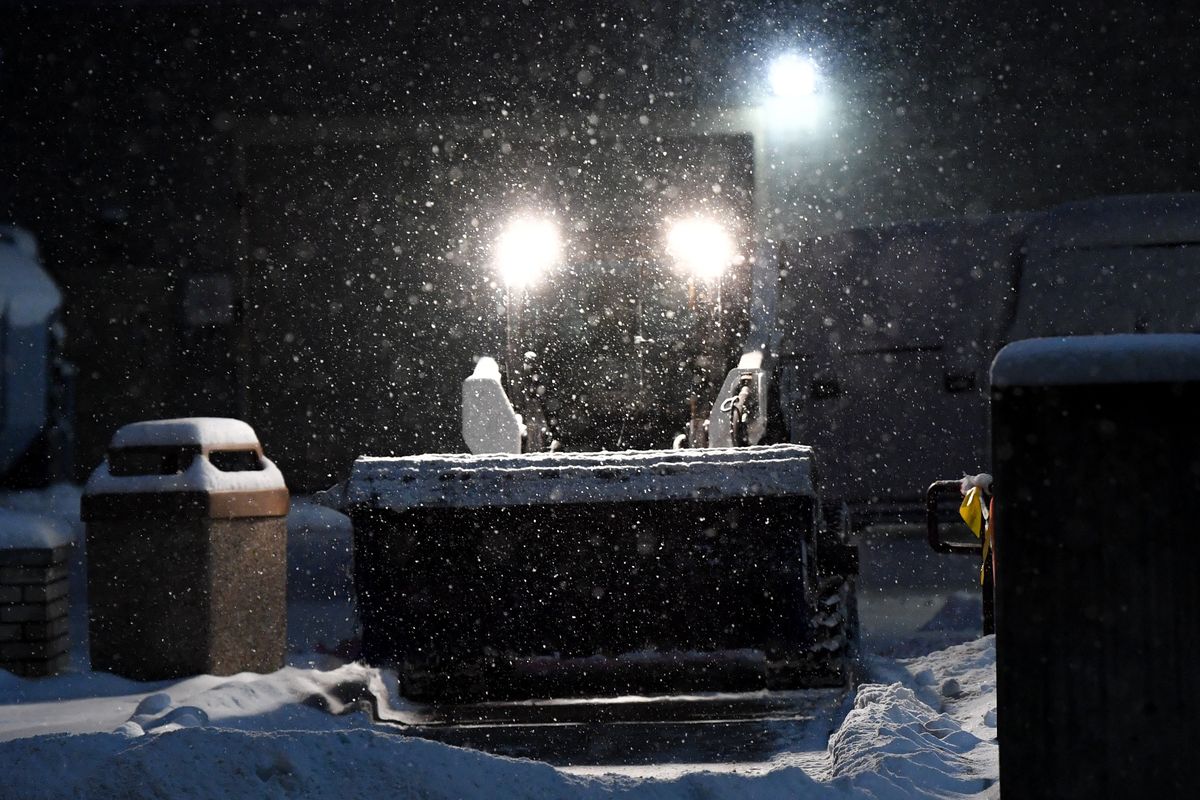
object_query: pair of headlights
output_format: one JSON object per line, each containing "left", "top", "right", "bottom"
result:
{"left": 495, "top": 216, "right": 737, "bottom": 289}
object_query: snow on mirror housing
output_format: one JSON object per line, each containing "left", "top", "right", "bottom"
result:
{"left": 462, "top": 356, "right": 524, "bottom": 455}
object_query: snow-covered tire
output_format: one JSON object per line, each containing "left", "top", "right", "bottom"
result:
{"left": 808, "top": 576, "right": 858, "bottom": 688}
{"left": 762, "top": 575, "right": 858, "bottom": 691}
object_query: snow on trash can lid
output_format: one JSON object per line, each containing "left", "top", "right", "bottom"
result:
{"left": 109, "top": 417, "right": 263, "bottom": 449}
{"left": 83, "top": 418, "right": 288, "bottom": 519}
{"left": 991, "top": 334, "right": 1200, "bottom": 388}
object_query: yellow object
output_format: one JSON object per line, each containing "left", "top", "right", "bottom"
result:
{"left": 959, "top": 487, "right": 993, "bottom": 584}
{"left": 959, "top": 487, "right": 985, "bottom": 537}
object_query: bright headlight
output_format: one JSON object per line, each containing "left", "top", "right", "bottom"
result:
{"left": 665, "top": 217, "right": 736, "bottom": 281}
{"left": 769, "top": 53, "right": 818, "bottom": 99}
{"left": 495, "top": 216, "right": 562, "bottom": 288}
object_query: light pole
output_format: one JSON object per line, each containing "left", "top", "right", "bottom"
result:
{"left": 665, "top": 216, "right": 737, "bottom": 446}
{"left": 747, "top": 52, "right": 828, "bottom": 355}
{"left": 493, "top": 215, "right": 562, "bottom": 451}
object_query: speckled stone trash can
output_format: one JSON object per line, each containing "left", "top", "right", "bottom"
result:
{"left": 82, "top": 418, "right": 288, "bottom": 680}
{"left": 0, "top": 510, "right": 73, "bottom": 677}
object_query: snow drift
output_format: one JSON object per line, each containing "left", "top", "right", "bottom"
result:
{"left": 0, "top": 638, "right": 998, "bottom": 799}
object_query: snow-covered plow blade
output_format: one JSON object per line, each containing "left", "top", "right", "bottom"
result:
{"left": 343, "top": 444, "right": 857, "bottom": 702}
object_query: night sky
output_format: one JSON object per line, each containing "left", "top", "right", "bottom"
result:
{"left": 2, "top": 0, "right": 1196, "bottom": 481}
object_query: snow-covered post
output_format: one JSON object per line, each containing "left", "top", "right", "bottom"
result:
{"left": 494, "top": 216, "right": 561, "bottom": 452}
{"left": 0, "top": 511, "right": 72, "bottom": 677}
{"left": 991, "top": 335, "right": 1200, "bottom": 799}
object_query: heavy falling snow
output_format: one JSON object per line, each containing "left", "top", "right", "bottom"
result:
{"left": 5, "top": 2, "right": 1197, "bottom": 798}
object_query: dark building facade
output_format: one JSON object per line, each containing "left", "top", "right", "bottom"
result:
{"left": 3, "top": 1, "right": 1198, "bottom": 488}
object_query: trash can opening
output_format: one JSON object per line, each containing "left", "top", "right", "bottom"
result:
{"left": 84, "top": 418, "right": 287, "bottom": 510}
{"left": 208, "top": 449, "right": 265, "bottom": 472}
{"left": 108, "top": 445, "right": 200, "bottom": 476}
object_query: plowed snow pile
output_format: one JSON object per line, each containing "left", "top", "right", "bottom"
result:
{"left": 0, "top": 639, "right": 997, "bottom": 799}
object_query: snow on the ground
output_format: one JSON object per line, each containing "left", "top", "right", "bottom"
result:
{"left": 285, "top": 498, "right": 357, "bottom": 656}
{"left": 0, "top": 662, "right": 378, "bottom": 742}
{"left": 839, "top": 637, "right": 999, "bottom": 798}
{"left": 0, "top": 483, "right": 997, "bottom": 798}
{"left": 0, "top": 638, "right": 998, "bottom": 799}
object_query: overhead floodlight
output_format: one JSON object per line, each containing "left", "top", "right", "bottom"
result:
{"left": 494, "top": 217, "right": 562, "bottom": 288}
{"left": 769, "top": 53, "right": 818, "bottom": 99}
{"left": 665, "top": 217, "right": 736, "bottom": 281}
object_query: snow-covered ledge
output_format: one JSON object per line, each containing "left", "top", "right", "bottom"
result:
{"left": 342, "top": 444, "right": 818, "bottom": 512}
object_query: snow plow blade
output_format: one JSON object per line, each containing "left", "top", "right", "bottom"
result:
{"left": 342, "top": 444, "right": 857, "bottom": 702}
{"left": 375, "top": 689, "right": 847, "bottom": 765}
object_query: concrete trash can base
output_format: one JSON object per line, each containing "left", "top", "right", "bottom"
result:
{"left": 83, "top": 418, "right": 288, "bottom": 680}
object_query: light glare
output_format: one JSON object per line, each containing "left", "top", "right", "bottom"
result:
{"left": 666, "top": 218, "right": 736, "bottom": 281}
{"left": 769, "top": 53, "right": 818, "bottom": 99}
{"left": 495, "top": 217, "right": 562, "bottom": 288}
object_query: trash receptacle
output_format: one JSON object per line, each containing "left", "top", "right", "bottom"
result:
{"left": 82, "top": 418, "right": 288, "bottom": 680}
{"left": 992, "top": 334, "right": 1200, "bottom": 800}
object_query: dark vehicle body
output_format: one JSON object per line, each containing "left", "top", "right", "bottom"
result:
{"left": 772, "top": 193, "right": 1200, "bottom": 525}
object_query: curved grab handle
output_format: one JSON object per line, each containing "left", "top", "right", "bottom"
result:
{"left": 926, "top": 479, "right": 985, "bottom": 555}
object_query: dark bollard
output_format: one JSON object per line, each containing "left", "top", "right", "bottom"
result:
{"left": 991, "top": 335, "right": 1200, "bottom": 799}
